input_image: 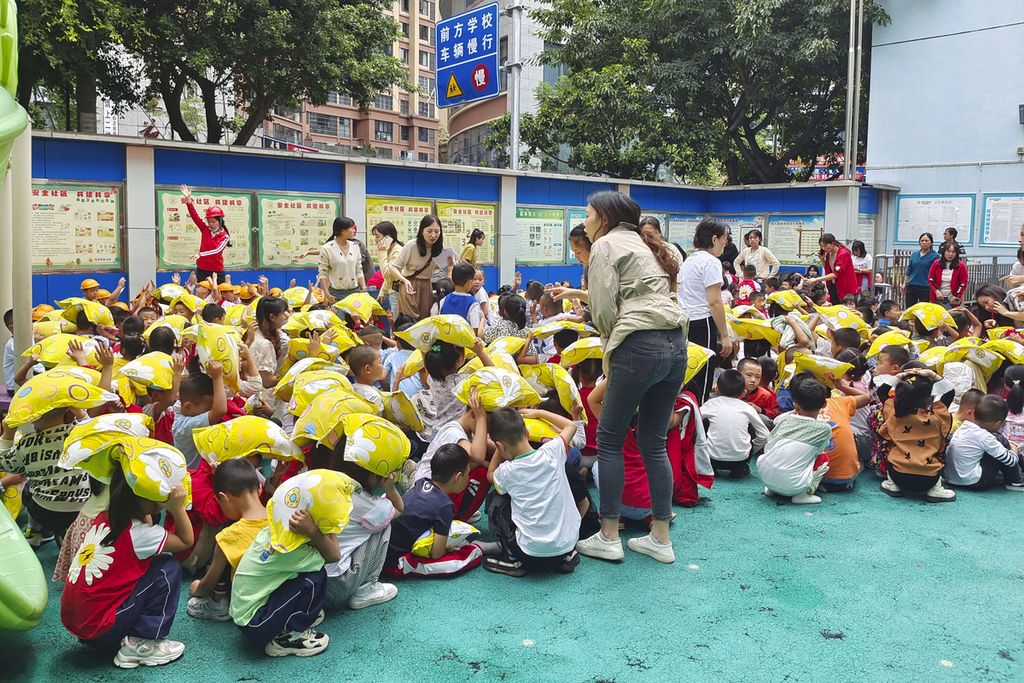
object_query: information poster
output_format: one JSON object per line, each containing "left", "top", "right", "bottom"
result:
{"left": 437, "top": 202, "right": 497, "bottom": 265}
{"left": 157, "top": 189, "right": 252, "bottom": 269}
{"left": 767, "top": 214, "right": 825, "bottom": 264}
{"left": 365, "top": 198, "right": 435, "bottom": 246}
{"left": 31, "top": 183, "right": 121, "bottom": 271}
{"left": 982, "top": 194, "right": 1024, "bottom": 246}
{"left": 566, "top": 208, "right": 587, "bottom": 263}
{"left": 896, "top": 194, "right": 973, "bottom": 244}
{"left": 711, "top": 214, "right": 766, "bottom": 246}
{"left": 857, "top": 214, "right": 876, "bottom": 254}
{"left": 516, "top": 207, "right": 566, "bottom": 264}
{"left": 257, "top": 193, "right": 340, "bottom": 268}
{"left": 667, "top": 214, "right": 704, "bottom": 250}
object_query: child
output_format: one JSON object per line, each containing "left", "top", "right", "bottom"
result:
{"left": 763, "top": 277, "right": 780, "bottom": 295}
{"left": 385, "top": 443, "right": 484, "bottom": 577}
{"left": 829, "top": 327, "right": 862, "bottom": 358}
{"left": 573, "top": 357, "right": 602, "bottom": 470}
{"left": 438, "top": 263, "right": 483, "bottom": 328}
{"left": 757, "top": 373, "right": 833, "bottom": 504}
{"left": 201, "top": 303, "right": 226, "bottom": 325}
{"left": 952, "top": 388, "right": 985, "bottom": 434}
{"left": 482, "top": 294, "right": 530, "bottom": 344}
{"left": 61, "top": 471, "right": 194, "bottom": 668}
{"left": 876, "top": 300, "right": 901, "bottom": 327}
{"left": 701, "top": 370, "right": 770, "bottom": 478}
{"left": 878, "top": 367, "right": 955, "bottom": 502}
{"left": 383, "top": 320, "right": 424, "bottom": 397}
{"left": 946, "top": 395, "right": 1024, "bottom": 492}
{"left": 348, "top": 345, "right": 386, "bottom": 410}
{"left": 872, "top": 345, "right": 911, "bottom": 388}
{"left": 411, "top": 338, "right": 491, "bottom": 442}
{"left": 1000, "top": 365, "right": 1024, "bottom": 448}
{"left": 818, "top": 377, "right": 872, "bottom": 491}
{"left": 187, "top": 459, "right": 268, "bottom": 622}
{"left": 736, "top": 265, "right": 760, "bottom": 306}
{"left": 738, "top": 357, "right": 779, "bottom": 419}
{"left": 229, "top": 495, "right": 337, "bottom": 657}
{"left": 172, "top": 362, "right": 228, "bottom": 468}
{"left": 484, "top": 407, "right": 584, "bottom": 575}
{"left": 749, "top": 291, "right": 768, "bottom": 317}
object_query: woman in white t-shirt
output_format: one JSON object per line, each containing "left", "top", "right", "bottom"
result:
{"left": 850, "top": 240, "right": 873, "bottom": 293}
{"left": 678, "top": 218, "right": 737, "bottom": 402}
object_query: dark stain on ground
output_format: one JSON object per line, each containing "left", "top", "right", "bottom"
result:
{"left": 820, "top": 629, "right": 845, "bottom": 640}
{"left": 805, "top": 554, "right": 825, "bottom": 559}
{"left": 998, "top": 650, "right": 1014, "bottom": 661}
{"left": 468, "top": 662, "right": 482, "bottom": 671}
{"left": 625, "top": 656, "right": 650, "bottom": 671}
{"left": 740, "top": 583, "right": 751, "bottom": 590}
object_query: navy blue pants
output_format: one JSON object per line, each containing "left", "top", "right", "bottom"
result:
{"left": 239, "top": 569, "right": 327, "bottom": 647}
{"left": 85, "top": 554, "right": 182, "bottom": 651}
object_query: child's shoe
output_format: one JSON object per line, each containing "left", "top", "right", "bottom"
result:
{"left": 1005, "top": 481, "right": 1024, "bottom": 493}
{"left": 265, "top": 629, "right": 329, "bottom": 657}
{"left": 113, "top": 637, "right": 185, "bottom": 668}
{"left": 576, "top": 531, "right": 624, "bottom": 562}
{"left": 626, "top": 534, "right": 675, "bottom": 564}
{"left": 557, "top": 550, "right": 580, "bottom": 574}
{"left": 924, "top": 479, "right": 956, "bottom": 503}
{"left": 880, "top": 476, "right": 902, "bottom": 497}
{"left": 347, "top": 582, "right": 398, "bottom": 609}
{"left": 790, "top": 492, "right": 822, "bottom": 505}
{"left": 186, "top": 596, "right": 231, "bottom": 621}
{"left": 483, "top": 556, "right": 527, "bottom": 577}
{"left": 24, "top": 527, "right": 54, "bottom": 547}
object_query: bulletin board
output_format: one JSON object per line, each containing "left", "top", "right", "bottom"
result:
{"left": 156, "top": 188, "right": 253, "bottom": 269}
{"left": 981, "top": 194, "right": 1024, "bottom": 246}
{"left": 516, "top": 206, "right": 567, "bottom": 264}
{"left": 257, "top": 192, "right": 341, "bottom": 268}
{"left": 30, "top": 182, "right": 123, "bottom": 271}
{"left": 436, "top": 201, "right": 497, "bottom": 265}
{"left": 895, "top": 194, "right": 973, "bottom": 245}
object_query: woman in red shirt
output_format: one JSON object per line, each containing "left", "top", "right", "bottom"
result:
{"left": 180, "top": 184, "right": 230, "bottom": 281}
{"left": 928, "top": 241, "right": 968, "bottom": 307}
{"left": 807, "top": 233, "right": 859, "bottom": 303}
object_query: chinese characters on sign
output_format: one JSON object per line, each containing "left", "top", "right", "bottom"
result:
{"left": 365, "top": 198, "right": 435, "bottom": 246}
{"left": 31, "top": 184, "right": 122, "bottom": 271}
{"left": 258, "top": 193, "right": 341, "bottom": 267}
{"left": 436, "top": 2, "right": 500, "bottom": 108}
{"left": 157, "top": 189, "right": 253, "bottom": 269}
{"left": 437, "top": 202, "right": 497, "bottom": 265}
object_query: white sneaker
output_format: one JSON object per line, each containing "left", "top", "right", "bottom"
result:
{"left": 575, "top": 532, "right": 624, "bottom": 562}
{"left": 880, "top": 476, "right": 902, "bottom": 497}
{"left": 113, "top": 637, "right": 185, "bottom": 669}
{"left": 809, "top": 462, "right": 830, "bottom": 494}
{"left": 763, "top": 487, "right": 776, "bottom": 497}
{"left": 924, "top": 479, "right": 956, "bottom": 503}
{"left": 186, "top": 596, "right": 231, "bottom": 622}
{"left": 264, "top": 629, "right": 329, "bottom": 657}
{"left": 310, "top": 609, "right": 325, "bottom": 628}
{"left": 1005, "top": 482, "right": 1024, "bottom": 493}
{"left": 791, "top": 492, "right": 822, "bottom": 505}
{"left": 347, "top": 582, "right": 398, "bottom": 610}
{"left": 626, "top": 534, "right": 675, "bottom": 564}
{"left": 466, "top": 510, "right": 482, "bottom": 524}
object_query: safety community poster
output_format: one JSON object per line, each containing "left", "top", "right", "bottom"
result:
{"left": 157, "top": 189, "right": 252, "bottom": 269}
{"left": 365, "top": 198, "right": 434, "bottom": 246}
{"left": 437, "top": 202, "right": 497, "bottom": 265}
{"left": 31, "top": 183, "right": 121, "bottom": 271}
{"left": 516, "top": 207, "right": 566, "bottom": 264}
{"left": 257, "top": 193, "right": 340, "bottom": 267}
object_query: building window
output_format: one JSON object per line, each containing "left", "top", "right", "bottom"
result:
{"left": 418, "top": 101, "right": 435, "bottom": 118}
{"left": 376, "top": 147, "right": 393, "bottom": 160}
{"left": 418, "top": 50, "right": 434, "bottom": 70}
{"left": 400, "top": 99, "right": 410, "bottom": 115}
{"left": 401, "top": 125, "right": 411, "bottom": 141}
{"left": 307, "top": 112, "right": 338, "bottom": 136}
{"left": 499, "top": 37, "right": 508, "bottom": 91}
{"left": 327, "top": 91, "right": 353, "bottom": 106}
{"left": 418, "top": 127, "right": 435, "bottom": 145}
{"left": 400, "top": 48, "right": 410, "bottom": 63}
{"left": 375, "top": 120, "right": 394, "bottom": 142}
{"left": 419, "top": 1, "right": 434, "bottom": 19}
{"left": 374, "top": 94, "right": 394, "bottom": 111}
{"left": 418, "top": 152, "right": 428, "bottom": 162}
{"left": 543, "top": 42, "right": 570, "bottom": 85}
{"left": 418, "top": 75, "right": 435, "bottom": 93}
{"left": 418, "top": 152, "right": 435, "bottom": 163}
{"left": 338, "top": 118, "right": 353, "bottom": 138}
{"left": 401, "top": 0, "right": 409, "bottom": 12}
{"left": 272, "top": 124, "right": 300, "bottom": 144}
{"left": 401, "top": 21, "right": 409, "bottom": 37}
{"left": 419, "top": 24, "right": 430, "bottom": 43}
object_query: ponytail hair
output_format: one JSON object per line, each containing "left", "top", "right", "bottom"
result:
{"left": 892, "top": 366, "right": 934, "bottom": 418}
{"left": 103, "top": 467, "right": 148, "bottom": 545}
{"left": 1004, "top": 365, "right": 1024, "bottom": 415}
{"left": 587, "top": 190, "right": 679, "bottom": 285}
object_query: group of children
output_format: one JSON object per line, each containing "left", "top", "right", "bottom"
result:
{"left": 3, "top": 253, "right": 1024, "bottom": 671}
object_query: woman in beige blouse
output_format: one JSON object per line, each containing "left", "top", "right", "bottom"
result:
{"left": 733, "top": 229, "right": 780, "bottom": 279}
{"left": 316, "top": 217, "right": 366, "bottom": 303}
{"left": 389, "top": 214, "right": 445, "bottom": 320}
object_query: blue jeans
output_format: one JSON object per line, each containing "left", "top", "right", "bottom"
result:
{"left": 84, "top": 554, "right": 181, "bottom": 651}
{"left": 239, "top": 569, "right": 327, "bottom": 646}
{"left": 596, "top": 328, "right": 687, "bottom": 521}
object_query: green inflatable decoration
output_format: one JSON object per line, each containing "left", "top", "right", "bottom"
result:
{"left": 0, "top": 0, "right": 46, "bottom": 632}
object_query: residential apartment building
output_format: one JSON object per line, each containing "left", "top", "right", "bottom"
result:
{"left": 264, "top": 0, "right": 440, "bottom": 162}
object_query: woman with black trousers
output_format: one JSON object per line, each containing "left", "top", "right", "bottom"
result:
{"left": 902, "top": 232, "right": 939, "bottom": 307}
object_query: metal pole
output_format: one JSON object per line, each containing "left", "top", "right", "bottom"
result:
{"left": 850, "top": 0, "right": 865, "bottom": 180}
{"left": 842, "top": 0, "right": 857, "bottom": 180}
{"left": 506, "top": 1, "right": 523, "bottom": 171}
{"left": 11, "top": 125, "right": 32, "bottom": 355}
{"left": 0, "top": 157, "right": 12, "bottom": 388}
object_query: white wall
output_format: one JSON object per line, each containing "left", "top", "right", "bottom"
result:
{"left": 867, "top": 0, "right": 1024, "bottom": 255}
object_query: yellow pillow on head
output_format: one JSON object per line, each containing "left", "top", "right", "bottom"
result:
{"left": 192, "top": 416, "right": 303, "bottom": 465}
{"left": 531, "top": 320, "right": 596, "bottom": 340}
{"left": 729, "top": 317, "right": 783, "bottom": 347}
{"left": 153, "top": 283, "right": 188, "bottom": 303}
{"left": 266, "top": 469, "right": 356, "bottom": 553}
{"left": 57, "top": 297, "right": 115, "bottom": 329}
{"left": 61, "top": 434, "right": 191, "bottom": 505}
{"left": 397, "top": 314, "right": 477, "bottom": 353}
{"left": 487, "top": 336, "right": 528, "bottom": 357}
{"left": 281, "top": 310, "right": 347, "bottom": 338}
{"left": 461, "top": 350, "right": 518, "bottom": 375}
{"left": 195, "top": 322, "right": 241, "bottom": 393}
{"left": 340, "top": 413, "right": 411, "bottom": 476}
{"left": 455, "top": 367, "right": 542, "bottom": 410}
{"left": 291, "top": 387, "right": 382, "bottom": 448}
{"left": 6, "top": 369, "right": 118, "bottom": 428}
{"left": 281, "top": 286, "right": 313, "bottom": 309}
{"left": 520, "top": 363, "right": 584, "bottom": 420}
{"left": 792, "top": 351, "right": 855, "bottom": 388}
{"left": 335, "top": 293, "right": 385, "bottom": 321}
{"left": 380, "top": 390, "right": 425, "bottom": 433}
{"left": 766, "top": 290, "right": 805, "bottom": 312}
{"left": 900, "top": 302, "right": 956, "bottom": 332}
{"left": 115, "top": 351, "right": 175, "bottom": 405}
{"left": 273, "top": 357, "right": 333, "bottom": 402}
{"left": 142, "top": 315, "right": 190, "bottom": 345}
{"left": 685, "top": 343, "right": 714, "bottom": 386}
{"left": 61, "top": 414, "right": 156, "bottom": 479}
{"left": 279, "top": 339, "right": 341, "bottom": 376}
{"left": 558, "top": 337, "right": 604, "bottom": 368}
{"left": 288, "top": 370, "right": 354, "bottom": 416}
{"left": 866, "top": 329, "right": 912, "bottom": 358}
{"left": 23, "top": 333, "right": 101, "bottom": 369}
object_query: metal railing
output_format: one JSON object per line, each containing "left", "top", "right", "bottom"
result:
{"left": 872, "top": 252, "right": 1018, "bottom": 307}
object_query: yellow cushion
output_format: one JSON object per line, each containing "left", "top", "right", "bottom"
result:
{"left": 685, "top": 343, "right": 714, "bottom": 386}
{"left": 558, "top": 337, "right": 604, "bottom": 368}
{"left": 340, "top": 413, "right": 411, "bottom": 476}
{"left": 6, "top": 369, "right": 118, "bottom": 428}
{"left": 900, "top": 302, "right": 956, "bottom": 332}
{"left": 266, "top": 469, "right": 355, "bottom": 553}
{"left": 192, "top": 416, "right": 303, "bottom": 465}
{"left": 380, "top": 390, "right": 425, "bottom": 433}
{"left": 291, "top": 387, "right": 382, "bottom": 448}
{"left": 520, "top": 363, "right": 584, "bottom": 421}
{"left": 194, "top": 322, "right": 241, "bottom": 393}
{"left": 288, "top": 370, "right": 354, "bottom": 416}
{"left": 396, "top": 314, "right": 477, "bottom": 352}
{"left": 454, "top": 368, "right": 542, "bottom": 410}
{"left": 335, "top": 293, "right": 385, "bottom": 321}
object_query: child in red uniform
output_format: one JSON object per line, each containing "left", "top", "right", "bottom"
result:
{"left": 739, "top": 357, "right": 780, "bottom": 419}
{"left": 736, "top": 265, "right": 761, "bottom": 306}
{"left": 180, "top": 184, "right": 230, "bottom": 282}
{"left": 571, "top": 357, "right": 602, "bottom": 471}
{"left": 62, "top": 469, "right": 194, "bottom": 669}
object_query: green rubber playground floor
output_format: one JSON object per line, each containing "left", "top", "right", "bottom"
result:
{"left": 4, "top": 472, "right": 1024, "bottom": 682}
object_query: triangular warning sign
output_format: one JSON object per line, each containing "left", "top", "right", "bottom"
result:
{"left": 446, "top": 73, "right": 464, "bottom": 99}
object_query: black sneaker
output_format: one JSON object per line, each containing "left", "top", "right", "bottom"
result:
{"left": 1005, "top": 482, "right": 1024, "bottom": 493}
{"left": 484, "top": 556, "right": 527, "bottom": 577}
{"left": 264, "top": 629, "right": 329, "bottom": 657}
{"left": 557, "top": 550, "right": 580, "bottom": 574}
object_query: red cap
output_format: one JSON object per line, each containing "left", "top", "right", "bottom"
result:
{"left": 205, "top": 206, "right": 225, "bottom": 219}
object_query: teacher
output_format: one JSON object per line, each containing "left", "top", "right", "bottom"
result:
{"left": 902, "top": 232, "right": 939, "bottom": 307}
{"left": 317, "top": 217, "right": 367, "bottom": 303}
{"left": 808, "top": 233, "right": 858, "bottom": 304}
{"left": 390, "top": 214, "right": 445, "bottom": 320}
{"left": 733, "top": 229, "right": 780, "bottom": 279}
{"left": 180, "top": 184, "right": 230, "bottom": 281}
{"left": 574, "top": 190, "right": 686, "bottom": 566}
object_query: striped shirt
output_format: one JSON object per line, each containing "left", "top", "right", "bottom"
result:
{"left": 0, "top": 423, "right": 90, "bottom": 512}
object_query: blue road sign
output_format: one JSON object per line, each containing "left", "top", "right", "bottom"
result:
{"left": 436, "top": 2, "right": 501, "bottom": 108}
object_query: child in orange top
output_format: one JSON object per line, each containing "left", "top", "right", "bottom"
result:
{"left": 818, "top": 378, "right": 871, "bottom": 491}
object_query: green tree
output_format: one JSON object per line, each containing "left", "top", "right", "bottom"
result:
{"left": 487, "top": 0, "right": 887, "bottom": 183}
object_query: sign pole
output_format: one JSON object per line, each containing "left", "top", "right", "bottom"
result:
{"left": 850, "top": 0, "right": 865, "bottom": 180}
{"left": 507, "top": 1, "right": 523, "bottom": 172}
{"left": 842, "top": 0, "right": 856, "bottom": 180}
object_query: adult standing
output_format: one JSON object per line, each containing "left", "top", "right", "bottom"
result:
{"left": 180, "top": 184, "right": 230, "bottom": 282}
{"left": 720, "top": 233, "right": 739, "bottom": 268}
{"left": 1000, "top": 225, "right": 1024, "bottom": 289}
{"left": 941, "top": 227, "right": 966, "bottom": 256}
{"left": 807, "top": 234, "right": 859, "bottom": 304}
{"left": 902, "top": 232, "right": 939, "bottom": 307}
{"left": 317, "top": 217, "right": 366, "bottom": 303}
{"left": 460, "top": 229, "right": 485, "bottom": 267}
{"left": 850, "top": 240, "right": 873, "bottom": 293}
{"left": 370, "top": 221, "right": 404, "bottom": 329}
{"left": 574, "top": 191, "right": 686, "bottom": 565}
{"left": 928, "top": 241, "right": 968, "bottom": 307}
{"left": 390, "top": 215, "right": 445, "bottom": 320}
{"left": 678, "top": 218, "right": 736, "bottom": 403}
{"left": 639, "top": 217, "right": 686, "bottom": 291}
{"left": 733, "top": 229, "right": 780, "bottom": 279}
